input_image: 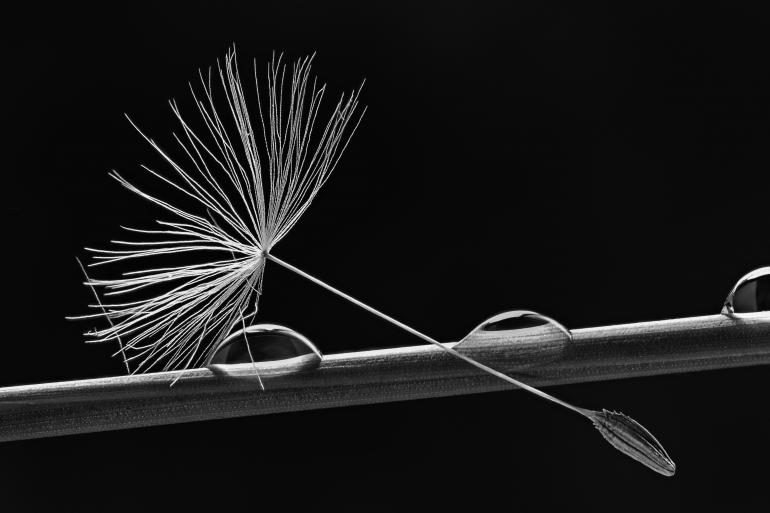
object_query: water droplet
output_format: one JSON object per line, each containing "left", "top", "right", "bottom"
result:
{"left": 207, "top": 324, "right": 322, "bottom": 372}
{"left": 454, "top": 310, "right": 572, "bottom": 369}
{"left": 722, "top": 267, "right": 770, "bottom": 315}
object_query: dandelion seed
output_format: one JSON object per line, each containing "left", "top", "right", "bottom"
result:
{"left": 75, "top": 47, "right": 674, "bottom": 476}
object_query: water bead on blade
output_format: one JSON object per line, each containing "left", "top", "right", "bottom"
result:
{"left": 207, "top": 323, "right": 322, "bottom": 370}
{"left": 722, "top": 267, "right": 770, "bottom": 315}
{"left": 454, "top": 310, "right": 572, "bottom": 369}
{"left": 461, "top": 310, "right": 571, "bottom": 337}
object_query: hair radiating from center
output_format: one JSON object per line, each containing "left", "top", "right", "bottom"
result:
{"left": 76, "top": 49, "right": 365, "bottom": 373}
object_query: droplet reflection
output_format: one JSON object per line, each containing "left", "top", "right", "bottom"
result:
{"left": 455, "top": 310, "right": 572, "bottom": 368}
{"left": 482, "top": 313, "right": 552, "bottom": 331}
{"left": 722, "top": 267, "right": 770, "bottom": 315}
{"left": 207, "top": 324, "right": 322, "bottom": 370}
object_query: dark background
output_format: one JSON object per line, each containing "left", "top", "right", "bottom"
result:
{"left": 5, "top": 2, "right": 770, "bottom": 511}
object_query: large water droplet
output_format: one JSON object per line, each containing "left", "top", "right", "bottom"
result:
{"left": 207, "top": 324, "right": 322, "bottom": 372}
{"left": 722, "top": 267, "right": 770, "bottom": 315}
{"left": 454, "top": 310, "right": 572, "bottom": 369}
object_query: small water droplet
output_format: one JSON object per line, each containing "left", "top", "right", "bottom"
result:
{"left": 455, "top": 310, "right": 572, "bottom": 369}
{"left": 722, "top": 267, "right": 770, "bottom": 315}
{"left": 207, "top": 324, "right": 322, "bottom": 370}
{"left": 482, "top": 314, "right": 551, "bottom": 331}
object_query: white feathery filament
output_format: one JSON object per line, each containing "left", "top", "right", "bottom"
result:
{"left": 78, "top": 49, "right": 364, "bottom": 374}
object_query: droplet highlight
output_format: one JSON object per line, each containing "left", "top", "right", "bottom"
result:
{"left": 207, "top": 324, "right": 322, "bottom": 372}
{"left": 454, "top": 310, "right": 572, "bottom": 369}
{"left": 722, "top": 267, "right": 770, "bottom": 315}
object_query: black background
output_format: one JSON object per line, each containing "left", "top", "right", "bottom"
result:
{"left": 5, "top": 2, "right": 770, "bottom": 511}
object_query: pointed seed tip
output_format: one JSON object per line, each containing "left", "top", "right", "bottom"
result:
{"left": 591, "top": 409, "right": 676, "bottom": 477}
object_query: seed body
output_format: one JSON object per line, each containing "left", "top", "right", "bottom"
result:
{"left": 590, "top": 409, "right": 676, "bottom": 477}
